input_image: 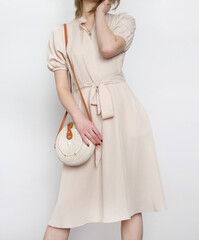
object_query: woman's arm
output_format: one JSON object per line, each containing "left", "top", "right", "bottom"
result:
{"left": 95, "top": 0, "right": 126, "bottom": 58}
{"left": 54, "top": 70, "right": 103, "bottom": 146}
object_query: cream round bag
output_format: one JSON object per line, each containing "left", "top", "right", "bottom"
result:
{"left": 53, "top": 23, "right": 95, "bottom": 166}
{"left": 54, "top": 121, "right": 95, "bottom": 166}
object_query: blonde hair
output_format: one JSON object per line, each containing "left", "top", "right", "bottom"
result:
{"left": 74, "top": 0, "right": 120, "bottom": 18}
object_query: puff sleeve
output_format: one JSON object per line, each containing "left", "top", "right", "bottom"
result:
{"left": 111, "top": 12, "right": 136, "bottom": 52}
{"left": 47, "top": 25, "right": 69, "bottom": 72}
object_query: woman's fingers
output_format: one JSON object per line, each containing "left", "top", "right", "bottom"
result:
{"left": 81, "top": 125, "right": 103, "bottom": 146}
{"left": 88, "top": 128, "right": 101, "bottom": 145}
{"left": 84, "top": 131, "right": 98, "bottom": 146}
{"left": 91, "top": 124, "right": 103, "bottom": 142}
{"left": 80, "top": 133, "right": 89, "bottom": 146}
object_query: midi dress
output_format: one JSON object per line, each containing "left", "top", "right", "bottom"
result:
{"left": 46, "top": 12, "right": 168, "bottom": 228}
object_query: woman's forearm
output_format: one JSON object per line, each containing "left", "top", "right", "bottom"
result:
{"left": 95, "top": 9, "right": 125, "bottom": 58}
{"left": 57, "top": 88, "right": 83, "bottom": 120}
{"left": 54, "top": 70, "right": 84, "bottom": 122}
{"left": 95, "top": 11, "right": 114, "bottom": 51}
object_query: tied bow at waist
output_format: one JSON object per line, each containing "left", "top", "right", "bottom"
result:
{"left": 74, "top": 73, "right": 126, "bottom": 167}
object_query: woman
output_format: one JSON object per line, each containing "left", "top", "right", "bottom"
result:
{"left": 44, "top": 0, "right": 168, "bottom": 239}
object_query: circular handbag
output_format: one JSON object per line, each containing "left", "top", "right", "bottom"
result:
{"left": 53, "top": 23, "right": 95, "bottom": 166}
{"left": 55, "top": 121, "right": 95, "bottom": 166}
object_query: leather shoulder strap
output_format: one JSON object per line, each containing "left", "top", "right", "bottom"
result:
{"left": 54, "top": 23, "right": 91, "bottom": 148}
{"left": 63, "top": 24, "right": 91, "bottom": 121}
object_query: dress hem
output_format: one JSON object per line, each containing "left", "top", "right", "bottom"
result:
{"left": 47, "top": 206, "right": 168, "bottom": 229}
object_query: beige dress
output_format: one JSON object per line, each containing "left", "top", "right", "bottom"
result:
{"left": 46, "top": 12, "right": 168, "bottom": 228}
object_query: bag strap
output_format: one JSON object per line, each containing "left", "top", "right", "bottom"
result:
{"left": 63, "top": 23, "right": 91, "bottom": 121}
{"left": 54, "top": 23, "right": 91, "bottom": 148}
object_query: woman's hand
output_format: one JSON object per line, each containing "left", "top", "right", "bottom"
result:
{"left": 96, "top": 0, "right": 112, "bottom": 15}
{"left": 72, "top": 111, "right": 103, "bottom": 147}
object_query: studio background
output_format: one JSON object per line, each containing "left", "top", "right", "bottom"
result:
{"left": 0, "top": 0, "right": 198, "bottom": 239}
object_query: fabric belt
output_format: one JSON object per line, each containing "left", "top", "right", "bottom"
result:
{"left": 74, "top": 72, "right": 126, "bottom": 167}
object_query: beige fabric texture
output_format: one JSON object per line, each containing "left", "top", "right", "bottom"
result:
{"left": 46, "top": 12, "right": 168, "bottom": 228}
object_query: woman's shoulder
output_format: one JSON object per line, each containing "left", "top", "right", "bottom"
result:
{"left": 106, "top": 12, "right": 136, "bottom": 30}
{"left": 48, "top": 24, "right": 64, "bottom": 40}
{"left": 106, "top": 12, "right": 135, "bottom": 22}
{"left": 49, "top": 18, "right": 75, "bottom": 36}
{"left": 105, "top": 12, "right": 136, "bottom": 33}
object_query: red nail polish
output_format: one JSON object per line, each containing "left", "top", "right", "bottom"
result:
{"left": 95, "top": 143, "right": 97, "bottom": 146}
{"left": 98, "top": 143, "right": 100, "bottom": 145}
{"left": 87, "top": 144, "right": 89, "bottom": 147}
{"left": 101, "top": 139, "right": 103, "bottom": 142}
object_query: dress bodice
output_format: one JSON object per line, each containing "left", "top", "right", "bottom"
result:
{"left": 47, "top": 12, "right": 136, "bottom": 167}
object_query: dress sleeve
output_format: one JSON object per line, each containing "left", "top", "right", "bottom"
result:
{"left": 47, "top": 25, "right": 69, "bottom": 72}
{"left": 111, "top": 12, "right": 136, "bottom": 52}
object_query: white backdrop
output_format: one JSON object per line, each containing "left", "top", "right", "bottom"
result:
{"left": 0, "top": 0, "right": 199, "bottom": 239}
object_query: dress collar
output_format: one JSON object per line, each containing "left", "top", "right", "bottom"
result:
{"left": 78, "top": 16, "right": 87, "bottom": 25}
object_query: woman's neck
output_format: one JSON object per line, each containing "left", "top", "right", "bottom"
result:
{"left": 81, "top": 0, "right": 97, "bottom": 20}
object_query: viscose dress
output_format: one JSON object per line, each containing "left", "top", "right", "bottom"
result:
{"left": 46, "top": 12, "right": 168, "bottom": 228}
